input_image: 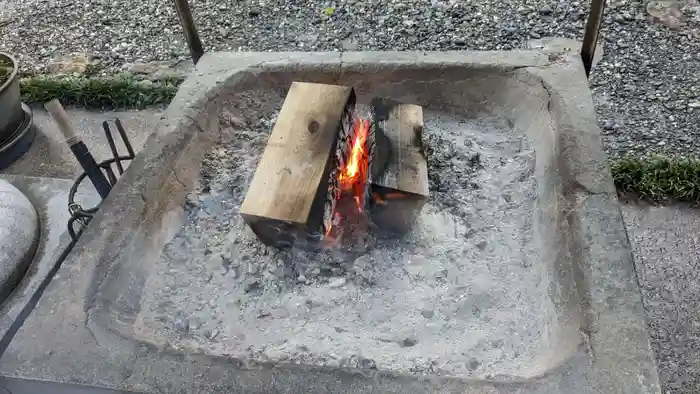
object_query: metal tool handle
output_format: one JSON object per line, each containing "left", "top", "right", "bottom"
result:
{"left": 44, "top": 99, "right": 80, "bottom": 145}
{"left": 44, "top": 99, "right": 113, "bottom": 199}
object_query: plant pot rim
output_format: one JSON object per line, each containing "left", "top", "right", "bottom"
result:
{"left": 0, "top": 52, "right": 18, "bottom": 94}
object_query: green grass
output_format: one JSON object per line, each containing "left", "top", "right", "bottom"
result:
{"left": 611, "top": 156, "right": 700, "bottom": 204}
{"left": 20, "top": 74, "right": 182, "bottom": 109}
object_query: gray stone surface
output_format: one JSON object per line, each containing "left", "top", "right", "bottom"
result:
{"left": 0, "top": 180, "right": 39, "bottom": 303}
{"left": 0, "top": 51, "right": 661, "bottom": 393}
{"left": 525, "top": 36, "right": 603, "bottom": 69}
{"left": 3, "top": 108, "right": 160, "bottom": 179}
{"left": 0, "top": 175, "right": 101, "bottom": 351}
{"left": 621, "top": 203, "right": 700, "bottom": 394}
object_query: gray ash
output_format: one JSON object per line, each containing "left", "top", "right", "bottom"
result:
{"left": 139, "top": 107, "right": 540, "bottom": 378}
{"left": 424, "top": 133, "right": 482, "bottom": 215}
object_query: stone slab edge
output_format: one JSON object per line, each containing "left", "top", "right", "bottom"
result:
{"left": 0, "top": 51, "right": 661, "bottom": 394}
{"left": 527, "top": 55, "right": 662, "bottom": 393}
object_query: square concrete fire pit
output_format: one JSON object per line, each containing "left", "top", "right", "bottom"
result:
{"left": 0, "top": 51, "right": 660, "bottom": 393}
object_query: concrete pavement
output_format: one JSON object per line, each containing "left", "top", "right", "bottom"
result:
{"left": 622, "top": 202, "right": 700, "bottom": 394}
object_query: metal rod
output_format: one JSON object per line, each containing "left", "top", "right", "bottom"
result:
{"left": 581, "top": 0, "right": 606, "bottom": 78}
{"left": 103, "top": 121, "right": 124, "bottom": 174}
{"left": 114, "top": 119, "right": 135, "bottom": 158}
{"left": 104, "top": 165, "right": 118, "bottom": 186}
{"left": 173, "top": 0, "right": 204, "bottom": 65}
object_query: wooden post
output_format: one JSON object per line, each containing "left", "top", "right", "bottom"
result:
{"left": 581, "top": 0, "right": 606, "bottom": 77}
{"left": 369, "top": 98, "right": 429, "bottom": 235}
{"left": 240, "top": 82, "right": 356, "bottom": 248}
{"left": 173, "top": 0, "right": 204, "bottom": 65}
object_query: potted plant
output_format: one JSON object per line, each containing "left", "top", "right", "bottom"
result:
{"left": 0, "top": 52, "right": 34, "bottom": 169}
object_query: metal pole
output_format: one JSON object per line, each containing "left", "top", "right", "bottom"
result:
{"left": 173, "top": 0, "right": 205, "bottom": 65}
{"left": 581, "top": 0, "right": 606, "bottom": 78}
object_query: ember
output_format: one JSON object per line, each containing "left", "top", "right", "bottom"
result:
{"left": 323, "top": 114, "right": 374, "bottom": 245}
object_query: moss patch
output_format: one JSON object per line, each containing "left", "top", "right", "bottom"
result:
{"left": 20, "top": 74, "right": 182, "bottom": 109}
{"left": 611, "top": 156, "right": 700, "bottom": 204}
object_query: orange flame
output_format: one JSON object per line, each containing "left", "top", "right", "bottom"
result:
{"left": 338, "top": 118, "right": 371, "bottom": 212}
{"left": 324, "top": 116, "right": 371, "bottom": 244}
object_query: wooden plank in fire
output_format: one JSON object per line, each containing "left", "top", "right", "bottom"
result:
{"left": 240, "top": 82, "right": 356, "bottom": 248}
{"left": 369, "top": 98, "right": 429, "bottom": 235}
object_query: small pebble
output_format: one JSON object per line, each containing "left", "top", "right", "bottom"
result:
{"left": 467, "top": 358, "right": 481, "bottom": 371}
{"left": 173, "top": 315, "right": 190, "bottom": 333}
{"left": 188, "top": 317, "right": 202, "bottom": 331}
{"left": 328, "top": 277, "right": 347, "bottom": 288}
{"left": 244, "top": 279, "right": 262, "bottom": 293}
{"left": 356, "top": 357, "right": 377, "bottom": 370}
{"left": 603, "top": 119, "right": 618, "bottom": 131}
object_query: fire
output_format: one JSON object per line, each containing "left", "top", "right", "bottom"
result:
{"left": 338, "top": 117, "right": 371, "bottom": 212}
{"left": 323, "top": 115, "right": 372, "bottom": 242}
{"left": 324, "top": 115, "right": 373, "bottom": 243}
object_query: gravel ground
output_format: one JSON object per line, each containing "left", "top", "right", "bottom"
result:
{"left": 621, "top": 203, "right": 700, "bottom": 394}
{"left": 0, "top": 0, "right": 699, "bottom": 155}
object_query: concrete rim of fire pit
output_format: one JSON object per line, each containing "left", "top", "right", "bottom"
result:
{"left": 0, "top": 51, "right": 661, "bottom": 394}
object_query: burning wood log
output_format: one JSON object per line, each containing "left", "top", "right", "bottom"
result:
{"left": 240, "top": 82, "right": 356, "bottom": 248}
{"left": 369, "top": 98, "right": 429, "bottom": 235}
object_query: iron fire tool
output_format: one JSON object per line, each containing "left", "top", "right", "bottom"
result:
{"left": 44, "top": 99, "right": 112, "bottom": 199}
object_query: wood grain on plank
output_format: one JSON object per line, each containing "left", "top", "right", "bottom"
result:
{"left": 241, "top": 82, "right": 355, "bottom": 246}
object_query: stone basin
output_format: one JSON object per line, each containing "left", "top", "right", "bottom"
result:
{"left": 0, "top": 52, "right": 660, "bottom": 393}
